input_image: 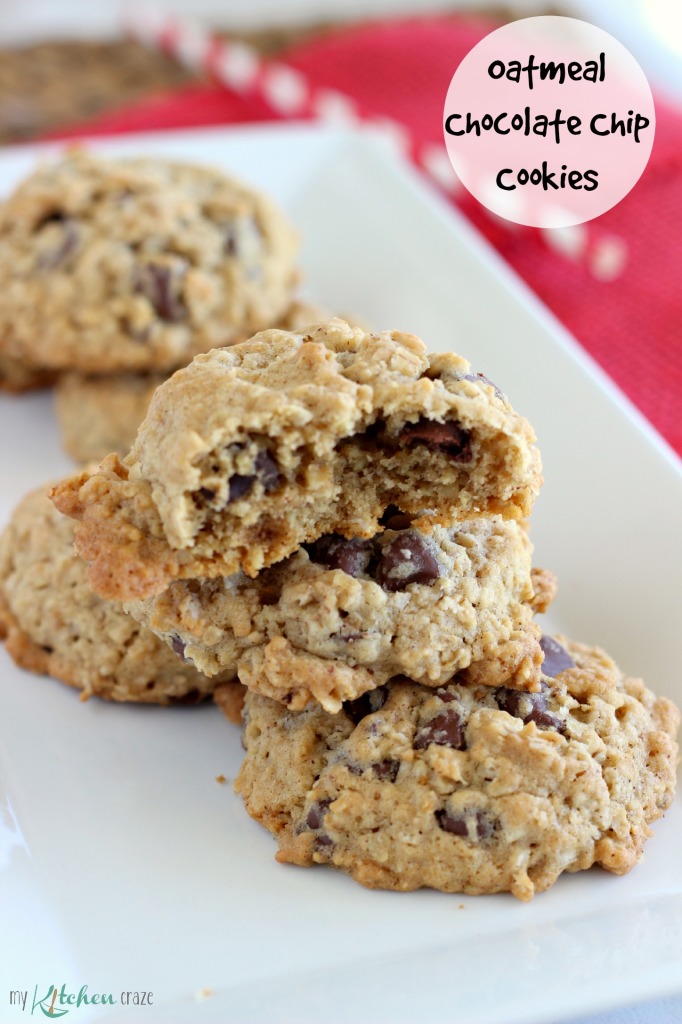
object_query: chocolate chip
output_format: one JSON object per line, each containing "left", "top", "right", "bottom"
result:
{"left": 380, "top": 505, "right": 416, "bottom": 531}
{"left": 227, "top": 474, "right": 255, "bottom": 503}
{"left": 495, "top": 686, "right": 566, "bottom": 733}
{"left": 436, "top": 808, "right": 493, "bottom": 841}
{"left": 380, "top": 505, "right": 402, "bottom": 524}
{"left": 345, "top": 758, "right": 399, "bottom": 781}
{"left": 372, "top": 759, "right": 401, "bottom": 782}
{"left": 414, "top": 709, "right": 466, "bottom": 750}
{"left": 38, "top": 217, "right": 79, "bottom": 270}
{"left": 306, "top": 799, "right": 332, "bottom": 830}
{"left": 343, "top": 686, "right": 389, "bottom": 725}
{"left": 495, "top": 687, "right": 524, "bottom": 719}
{"left": 314, "top": 835, "right": 333, "bottom": 851}
{"left": 254, "top": 450, "right": 281, "bottom": 492}
{"left": 399, "top": 417, "right": 472, "bottom": 462}
{"left": 375, "top": 533, "right": 440, "bottom": 591}
{"left": 462, "top": 372, "right": 504, "bottom": 400}
{"left": 356, "top": 420, "right": 383, "bottom": 442}
{"left": 259, "top": 583, "right": 282, "bottom": 607}
{"left": 133, "top": 260, "right": 187, "bottom": 322}
{"left": 171, "top": 635, "right": 189, "bottom": 663}
{"left": 540, "top": 635, "right": 576, "bottom": 678}
{"left": 227, "top": 449, "right": 281, "bottom": 503}
{"left": 306, "top": 534, "right": 373, "bottom": 577}
{"left": 435, "top": 687, "right": 457, "bottom": 703}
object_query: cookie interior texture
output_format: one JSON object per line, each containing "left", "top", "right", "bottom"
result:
{"left": 127, "top": 516, "right": 556, "bottom": 710}
{"left": 0, "top": 483, "right": 232, "bottom": 703}
{"left": 51, "top": 320, "right": 542, "bottom": 601}
{"left": 233, "top": 637, "right": 680, "bottom": 900}
{"left": 0, "top": 151, "right": 299, "bottom": 373}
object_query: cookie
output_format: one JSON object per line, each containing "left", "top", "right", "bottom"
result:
{"left": 128, "top": 516, "right": 554, "bottom": 710}
{"left": 214, "top": 682, "right": 247, "bottom": 726}
{"left": 54, "top": 301, "right": 337, "bottom": 464}
{"left": 234, "top": 638, "right": 680, "bottom": 900}
{"left": 55, "top": 370, "right": 164, "bottom": 463}
{"left": 0, "top": 483, "right": 236, "bottom": 703}
{"left": 52, "top": 319, "right": 542, "bottom": 600}
{"left": 0, "top": 350, "right": 55, "bottom": 393}
{"left": 0, "top": 151, "right": 299, "bottom": 373}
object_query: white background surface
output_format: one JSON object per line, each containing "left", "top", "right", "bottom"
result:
{"left": 0, "top": 125, "right": 680, "bottom": 1024}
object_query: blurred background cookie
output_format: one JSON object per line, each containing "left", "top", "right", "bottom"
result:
{"left": 0, "top": 350, "right": 55, "bottom": 393}
{"left": 0, "top": 150, "right": 299, "bottom": 374}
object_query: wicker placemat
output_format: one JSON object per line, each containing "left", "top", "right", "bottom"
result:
{"left": 0, "top": 25, "right": 345, "bottom": 144}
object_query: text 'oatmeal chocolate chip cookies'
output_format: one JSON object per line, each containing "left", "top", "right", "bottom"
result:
{"left": 126, "top": 517, "right": 554, "bottom": 711}
{"left": 0, "top": 151, "right": 299, "bottom": 374}
{"left": 0, "top": 482, "right": 238, "bottom": 704}
{"left": 51, "top": 319, "right": 542, "bottom": 600}
{"left": 231, "top": 638, "right": 679, "bottom": 901}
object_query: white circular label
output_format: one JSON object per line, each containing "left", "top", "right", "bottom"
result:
{"left": 443, "top": 17, "right": 655, "bottom": 228}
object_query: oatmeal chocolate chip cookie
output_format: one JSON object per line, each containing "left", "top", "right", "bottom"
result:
{"left": 54, "top": 301, "right": 338, "bottom": 464}
{"left": 0, "top": 483, "right": 236, "bottom": 703}
{"left": 0, "top": 151, "right": 299, "bottom": 373}
{"left": 128, "top": 517, "right": 554, "bottom": 711}
{"left": 0, "top": 350, "right": 55, "bottom": 393}
{"left": 56, "top": 370, "right": 165, "bottom": 464}
{"left": 52, "top": 320, "right": 542, "bottom": 600}
{"left": 234, "top": 638, "right": 680, "bottom": 900}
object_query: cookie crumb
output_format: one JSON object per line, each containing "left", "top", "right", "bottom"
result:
{"left": 215, "top": 774, "right": 227, "bottom": 784}
{"left": 194, "top": 988, "right": 213, "bottom": 1001}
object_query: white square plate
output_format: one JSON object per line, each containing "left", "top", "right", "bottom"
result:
{"left": 1, "top": 125, "right": 680, "bottom": 1024}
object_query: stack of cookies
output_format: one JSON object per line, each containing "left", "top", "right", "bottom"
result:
{"left": 33, "top": 316, "right": 677, "bottom": 901}
{"left": 0, "top": 151, "right": 314, "bottom": 462}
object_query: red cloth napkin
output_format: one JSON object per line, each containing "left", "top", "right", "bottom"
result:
{"left": 49, "top": 15, "right": 682, "bottom": 458}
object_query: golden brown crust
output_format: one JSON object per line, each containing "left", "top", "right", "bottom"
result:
{"left": 0, "top": 351, "right": 55, "bottom": 392}
{"left": 529, "top": 566, "right": 557, "bottom": 613}
{"left": 51, "top": 456, "right": 298, "bottom": 599}
{"left": 214, "top": 682, "right": 247, "bottom": 725}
